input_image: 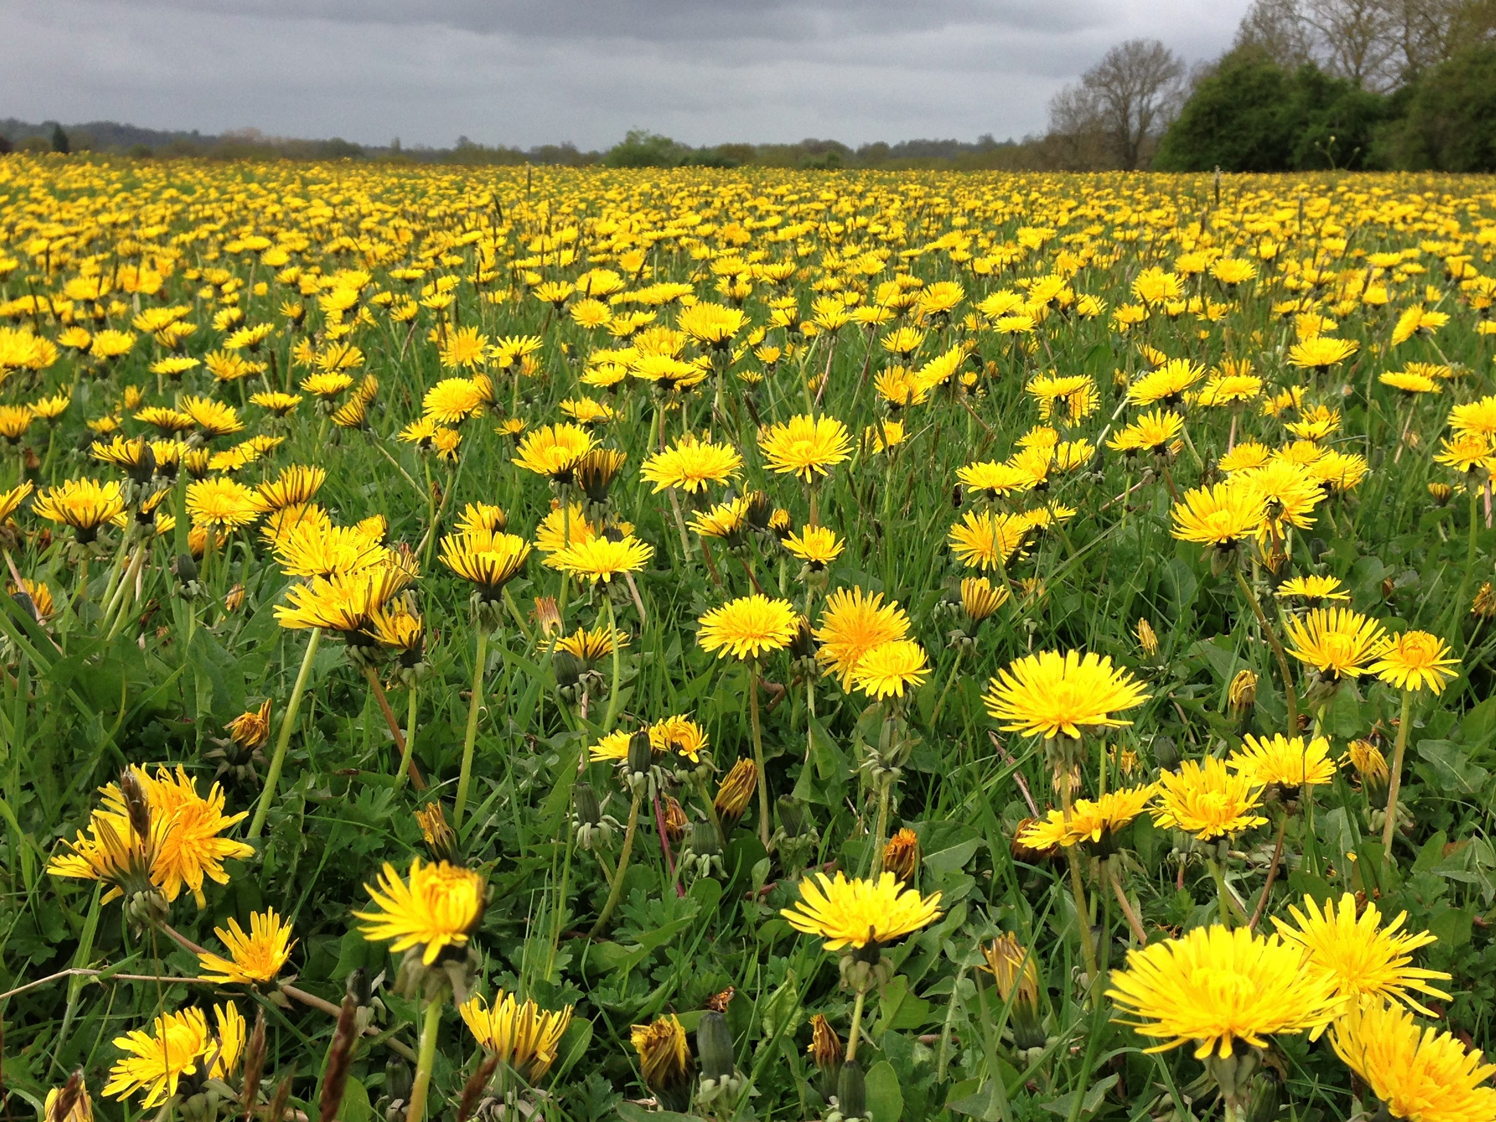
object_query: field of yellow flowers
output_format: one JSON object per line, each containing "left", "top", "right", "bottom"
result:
{"left": 2, "top": 154, "right": 1496, "bottom": 1122}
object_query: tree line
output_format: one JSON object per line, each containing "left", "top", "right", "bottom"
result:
{"left": 1048, "top": 0, "right": 1496, "bottom": 172}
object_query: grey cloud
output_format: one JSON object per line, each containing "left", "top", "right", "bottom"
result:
{"left": 0, "top": 0, "right": 1250, "bottom": 149}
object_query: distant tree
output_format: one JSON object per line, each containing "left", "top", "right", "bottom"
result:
{"left": 1048, "top": 39, "right": 1185, "bottom": 170}
{"left": 50, "top": 123, "right": 69, "bottom": 154}
{"left": 1235, "top": 0, "right": 1316, "bottom": 67}
{"left": 1156, "top": 48, "right": 1389, "bottom": 170}
{"left": 603, "top": 130, "right": 686, "bottom": 168}
{"left": 1389, "top": 42, "right": 1496, "bottom": 168}
{"left": 1154, "top": 48, "right": 1295, "bottom": 170}
{"left": 1303, "top": 0, "right": 1401, "bottom": 87}
{"left": 0, "top": 134, "right": 12, "bottom": 155}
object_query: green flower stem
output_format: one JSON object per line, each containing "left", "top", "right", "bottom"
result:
{"left": 248, "top": 626, "right": 322, "bottom": 841}
{"left": 1452, "top": 484, "right": 1479, "bottom": 637}
{"left": 393, "top": 682, "right": 420, "bottom": 795}
{"left": 602, "top": 596, "right": 622, "bottom": 733}
{"left": 1059, "top": 781, "right": 1100, "bottom": 991}
{"left": 844, "top": 986, "right": 868, "bottom": 1066}
{"left": 589, "top": 790, "right": 641, "bottom": 936}
{"left": 749, "top": 666, "right": 771, "bottom": 847}
{"left": 1382, "top": 689, "right": 1415, "bottom": 859}
{"left": 453, "top": 625, "right": 491, "bottom": 831}
{"left": 1108, "top": 858, "right": 1148, "bottom": 945}
{"left": 870, "top": 776, "right": 892, "bottom": 877}
{"left": 406, "top": 993, "right": 444, "bottom": 1122}
{"left": 1232, "top": 566, "right": 1299, "bottom": 732}
{"left": 930, "top": 646, "right": 964, "bottom": 727}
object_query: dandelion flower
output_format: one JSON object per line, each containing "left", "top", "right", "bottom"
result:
{"left": 104, "top": 1003, "right": 244, "bottom": 1106}
{"left": 197, "top": 909, "right": 296, "bottom": 985}
{"left": 1275, "top": 894, "right": 1451, "bottom": 1012}
{"left": 354, "top": 857, "right": 485, "bottom": 965}
{"left": 757, "top": 414, "right": 852, "bottom": 480}
{"left": 1152, "top": 757, "right": 1266, "bottom": 840}
{"left": 1331, "top": 999, "right": 1496, "bottom": 1122}
{"left": 781, "top": 871, "right": 942, "bottom": 951}
{"left": 1371, "top": 630, "right": 1459, "bottom": 694}
{"left": 1285, "top": 607, "right": 1391, "bottom": 680}
{"left": 698, "top": 594, "right": 800, "bottom": 661}
{"left": 982, "top": 650, "right": 1150, "bottom": 740}
{"left": 459, "top": 991, "right": 575, "bottom": 1082}
{"left": 851, "top": 639, "right": 929, "bottom": 700}
{"left": 1227, "top": 733, "right": 1336, "bottom": 788}
{"left": 1106, "top": 925, "right": 1341, "bottom": 1059}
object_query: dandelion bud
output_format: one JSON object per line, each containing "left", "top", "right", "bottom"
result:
{"left": 1228, "top": 669, "right": 1258, "bottom": 717}
{"left": 662, "top": 795, "right": 688, "bottom": 845}
{"left": 808, "top": 1013, "right": 844, "bottom": 1074}
{"left": 1427, "top": 481, "right": 1453, "bottom": 507}
{"left": 982, "top": 932, "right": 1045, "bottom": 1049}
{"left": 415, "top": 803, "right": 459, "bottom": 864}
{"left": 631, "top": 1015, "right": 695, "bottom": 1113}
{"left": 882, "top": 828, "right": 920, "bottom": 885}
{"left": 573, "top": 781, "right": 602, "bottom": 828}
{"left": 552, "top": 647, "right": 583, "bottom": 690}
{"left": 714, "top": 757, "right": 758, "bottom": 833}
{"left": 118, "top": 768, "right": 152, "bottom": 842}
{"left": 960, "top": 576, "right": 1008, "bottom": 626}
{"left": 687, "top": 818, "right": 722, "bottom": 859}
{"left": 789, "top": 614, "right": 817, "bottom": 660}
{"left": 1347, "top": 738, "right": 1389, "bottom": 787}
{"left": 776, "top": 796, "right": 814, "bottom": 840}
{"left": 382, "top": 1057, "right": 413, "bottom": 1122}
{"left": 45, "top": 1071, "right": 91, "bottom": 1122}
{"left": 223, "top": 583, "right": 246, "bottom": 613}
{"left": 696, "top": 1010, "right": 738, "bottom": 1088}
{"left": 1136, "top": 617, "right": 1159, "bottom": 657}
{"left": 743, "top": 489, "right": 772, "bottom": 530}
{"left": 1473, "top": 581, "right": 1496, "bottom": 621}
{"left": 626, "top": 727, "right": 654, "bottom": 779}
{"left": 837, "top": 1059, "right": 866, "bottom": 1120}
{"left": 173, "top": 551, "right": 198, "bottom": 585}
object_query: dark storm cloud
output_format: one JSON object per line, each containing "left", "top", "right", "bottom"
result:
{"left": 0, "top": 0, "right": 1251, "bottom": 150}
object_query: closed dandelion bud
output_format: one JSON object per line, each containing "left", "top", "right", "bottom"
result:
{"left": 662, "top": 796, "right": 688, "bottom": 845}
{"left": 1153, "top": 735, "right": 1181, "bottom": 769}
{"left": 631, "top": 1015, "right": 695, "bottom": 1114}
{"left": 1228, "top": 669, "right": 1257, "bottom": 718}
{"left": 1011, "top": 817, "right": 1059, "bottom": 863}
{"left": 687, "top": 818, "right": 722, "bottom": 859}
{"left": 809, "top": 1014, "right": 844, "bottom": 1074}
{"left": 174, "top": 550, "right": 198, "bottom": 585}
{"left": 382, "top": 1057, "right": 413, "bottom": 1122}
{"left": 552, "top": 647, "right": 583, "bottom": 689}
{"left": 1347, "top": 738, "right": 1389, "bottom": 787}
{"left": 837, "top": 1059, "right": 866, "bottom": 1120}
{"left": 882, "top": 828, "right": 920, "bottom": 885}
{"left": 777, "top": 796, "right": 813, "bottom": 839}
{"left": 119, "top": 768, "right": 153, "bottom": 842}
{"left": 1136, "top": 617, "right": 1159, "bottom": 658}
{"left": 1473, "top": 581, "right": 1496, "bottom": 621}
{"left": 789, "top": 614, "right": 817, "bottom": 661}
{"left": 45, "top": 1071, "right": 91, "bottom": 1122}
{"left": 743, "top": 490, "right": 773, "bottom": 530}
{"left": 696, "top": 1010, "right": 738, "bottom": 1091}
{"left": 627, "top": 728, "right": 653, "bottom": 777}
{"left": 714, "top": 757, "right": 758, "bottom": 832}
{"left": 573, "top": 781, "right": 602, "bottom": 829}
{"left": 983, "top": 932, "right": 1045, "bottom": 1050}
{"left": 1428, "top": 481, "right": 1453, "bottom": 506}
{"left": 223, "top": 583, "right": 246, "bottom": 613}
{"left": 416, "top": 803, "right": 459, "bottom": 864}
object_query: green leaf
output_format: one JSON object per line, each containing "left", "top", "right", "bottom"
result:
{"left": 864, "top": 1059, "right": 904, "bottom": 1122}
{"left": 338, "top": 1077, "right": 373, "bottom": 1122}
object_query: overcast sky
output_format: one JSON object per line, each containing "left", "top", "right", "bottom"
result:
{"left": 2, "top": 0, "right": 1252, "bottom": 150}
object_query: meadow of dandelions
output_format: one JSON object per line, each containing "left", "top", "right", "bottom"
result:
{"left": 2, "top": 156, "right": 1496, "bottom": 1122}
